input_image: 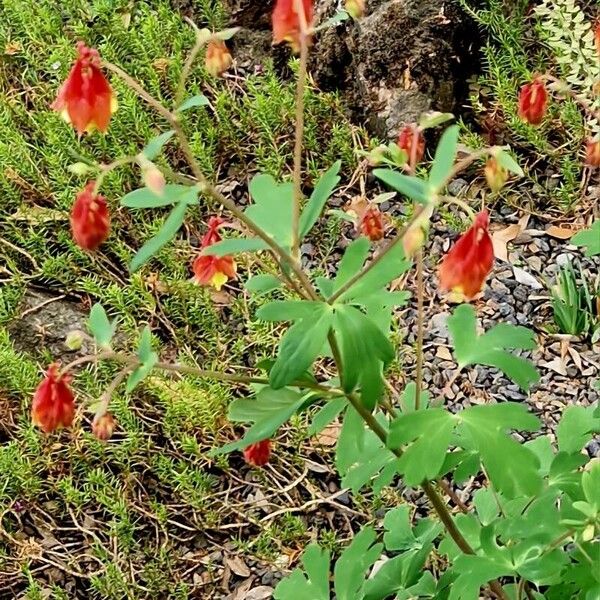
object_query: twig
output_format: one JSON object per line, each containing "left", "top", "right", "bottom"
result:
{"left": 414, "top": 250, "right": 424, "bottom": 410}
{"left": 291, "top": 33, "right": 309, "bottom": 261}
{"left": 175, "top": 18, "right": 206, "bottom": 108}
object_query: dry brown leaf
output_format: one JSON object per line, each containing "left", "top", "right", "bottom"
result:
{"left": 315, "top": 422, "right": 340, "bottom": 447}
{"left": 492, "top": 224, "right": 522, "bottom": 262}
{"left": 225, "top": 555, "right": 251, "bottom": 578}
{"left": 545, "top": 225, "right": 577, "bottom": 240}
{"left": 541, "top": 357, "right": 568, "bottom": 376}
{"left": 435, "top": 346, "right": 453, "bottom": 361}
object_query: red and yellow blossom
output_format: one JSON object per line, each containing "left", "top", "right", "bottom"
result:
{"left": 438, "top": 211, "right": 494, "bottom": 301}
{"left": 31, "top": 364, "right": 75, "bottom": 433}
{"left": 484, "top": 157, "right": 508, "bottom": 192}
{"left": 192, "top": 216, "right": 236, "bottom": 290}
{"left": 272, "top": 0, "right": 314, "bottom": 52}
{"left": 71, "top": 182, "right": 110, "bottom": 251}
{"left": 243, "top": 439, "right": 271, "bottom": 467}
{"left": 52, "top": 42, "right": 117, "bottom": 134}
{"left": 518, "top": 79, "right": 548, "bottom": 126}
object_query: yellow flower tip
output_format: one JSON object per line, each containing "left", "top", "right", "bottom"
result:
{"left": 210, "top": 271, "right": 229, "bottom": 291}
{"left": 110, "top": 95, "right": 118, "bottom": 114}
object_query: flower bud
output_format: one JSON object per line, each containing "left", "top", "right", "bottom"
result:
{"left": 585, "top": 138, "right": 600, "bottom": 167}
{"left": 518, "top": 79, "right": 548, "bottom": 126}
{"left": 65, "top": 330, "right": 85, "bottom": 351}
{"left": 484, "top": 157, "right": 508, "bottom": 192}
{"left": 397, "top": 125, "right": 425, "bottom": 166}
{"left": 71, "top": 182, "right": 110, "bottom": 250}
{"left": 403, "top": 206, "right": 433, "bottom": 258}
{"left": 360, "top": 205, "right": 384, "bottom": 241}
{"left": 243, "top": 439, "right": 271, "bottom": 467}
{"left": 346, "top": 0, "right": 365, "bottom": 19}
{"left": 205, "top": 38, "right": 233, "bottom": 77}
{"left": 92, "top": 412, "right": 115, "bottom": 441}
{"left": 366, "top": 145, "right": 387, "bottom": 166}
{"left": 143, "top": 165, "right": 166, "bottom": 195}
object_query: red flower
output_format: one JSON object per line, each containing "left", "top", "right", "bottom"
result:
{"left": 397, "top": 125, "right": 425, "bottom": 167}
{"left": 193, "top": 254, "right": 237, "bottom": 290}
{"left": 71, "top": 182, "right": 110, "bottom": 250}
{"left": 243, "top": 439, "right": 271, "bottom": 467}
{"left": 205, "top": 38, "right": 233, "bottom": 77}
{"left": 52, "top": 42, "right": 117, "bottom": 134}
{"left": 272, "top": 0, "right": 314, "bottom": 52}
{"left": 585, "top": 139, "right": 600, "bottom": 167}
{"left": 438, "top": 211, "right": 494, "bottom": 301}
{"left": 192, "top": 216, "right": 237, "bottom": 289}
{"left": 595, "top": 20, "right": 600, "bottom": 55}
{"left": 31, "top": 364, "right": 75, "bottom": 433}
{"left": 518, "top": 79, "right": 548, "bottom": 126}
{"left": 92, "top": 413, "right": 116, "bottom": 441}
{"left": 360, "top": 205, "right": 384, "bottom": 241}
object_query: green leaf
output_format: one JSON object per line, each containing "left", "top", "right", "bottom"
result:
{"left": 473, "top": 488, "right": 500, "bottom": 526}
{"left": 126, "top": 327, "right": 158, "bottom": 392}
{"left": 389, "top": 409, "right": 457, "bottom": 485}
{"left": 334, "top": 305, "right": 394, "bottom": 409}
{"left": 449, "top": 555, "right": 510, "bottom": 600}
{"left": 246, "top": 174, "right": 294, "bottom": 247}
{"left": 557, "top": 405, "right": 600, "bottom": 454}
{"left": 299, "top": 161, "right": 341, "bottom": 238}
{"left": 582, "top": 460, "right": 600, "bottom": 510}
{"left": 383, "top": 505, "right": 416, "bottom": 551}
{"left": 87, "top": 303, "right": 114, "bottom": 348}
{"left": 428, "top": 125, "right": 460, "bottom": 192}
{"left": 257, "top": 300, "right": 326, "bottom": 322}
{"left": 419, "top": 111, "right": 455, "bottom": 130}
{"left": 373, "top": 169, "right": 431, "bottom": 204}
{"left": 142, "top": 130, "right": 175, "bottom": 160}
{"left": 333, "top": 527, "right": 383, "bottom": 600}
{"left": 572, "top": 221, "right": 600, "bottom": 257}
{"left": 245, "top": 274, "right": 282, "bottom": 295}
{"left": 270, "top": 305, "right": 333, "bottom": 388}
{"left": 121, "top": 184, "right": 198, "bottom": 209}
{"left": 333, "top": 237, "right": 370, "bottom": 293}
{"left": 338, "top": 242, "right": 411, "bottom": 302}
{"left": 201, "top": 237, "right": 268, "bottom": 257}
{"left": 274, "top": 544, "right": 330, "bottom": 600}
{"left": 495, "top": 149, "right": 524, "bottom": 176}
{"left": 448, "top": 304, "right": 539, "bottom": 390}
{"left": 177, "top": 94, "right": 210, "bottom": 112}
{"left": 217, "top": 388, "right": 308, "bottom": 454}
{"left": 400, "top": 381, "right": 430, "bottom": 412}
{"left": 130, "top": 200, "right": 189, "bottom": 271}
{"left": 308, "top": 398, "right": 346, "bottom": 436}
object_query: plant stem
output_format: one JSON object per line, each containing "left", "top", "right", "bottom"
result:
{"left": 414, "top": 249, "right": 424, "bottom": 411}
{"left": 103, "top": 60, "right": 320, "bottom": 302}
{"left": 327, "top": 204, "right": 426, "bottom": 303}
{"left": 328, "top": 329, "right": 509, "bottom": 600}
{"left": 291, "top": 36, "right": 309, "bottom": 261}
{"left": 175, "top": 18, "right": 206, "bottom": 108}
{"left": 94, "top": 367, "right": 131, "bottom": 418}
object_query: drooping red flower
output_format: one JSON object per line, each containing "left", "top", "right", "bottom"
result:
{"left": 518, "top": 79, "right": 548, "bottom": 126}
{"left": 205, "top": 38, "right": 233, "bottom": 77}
{"left": 243, "top": 439, "right": 271, "bottom": 467}
{"left": 360, "top": 205, "right": 384, "bottom": 241}
{"left": 92, "top": 412, "right": 116, "bottom": 441}
{"left": 595, "top": 20, "right": 600, "bottom": 55}
{"left": 272, "top": 0, "right": 314, "bottom": 52}
{"left": 52, "top": 41, "right": 117, "bottom": 134}
{"left": 585, "top": 138, "right": 600, "bottom": 167}
{"left": 438, "top": 211, "right": 494, "bottom": 301}
{"left": 397, "top": 125, "right": 425, "bottom": 167}
{"left": 31, "top": 364, "right": 75, "bottom": 433}
{"left": 193, "top": 216, "right": 236, "bottom": 290}
{"left": 71, "top": 181, "right": 110, "bottom": 250}
{"left": 193, "top": 254, "right": 237, "bottom": 290}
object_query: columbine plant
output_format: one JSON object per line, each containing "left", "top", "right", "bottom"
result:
{"left": 31, "top": 1, "right": 600, "bottom": 599}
